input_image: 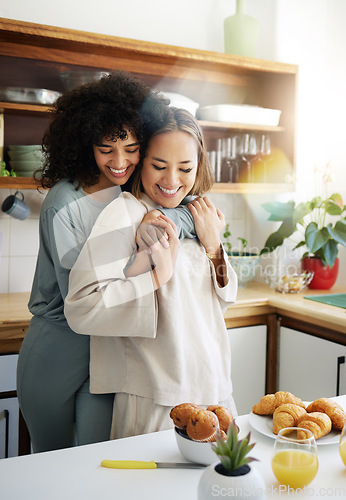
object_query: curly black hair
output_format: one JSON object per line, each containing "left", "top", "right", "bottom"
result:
{"left": 37, "top": 70, "right": 169, "bottom": 189}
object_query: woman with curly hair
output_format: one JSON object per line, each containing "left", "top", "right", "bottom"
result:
{"left": 16, "top": 71, "right": 194, "bottom": 453}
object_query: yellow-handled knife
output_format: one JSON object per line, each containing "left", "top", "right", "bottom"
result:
{"left": 101, "top": 460, "right": 205, "bottom": 469}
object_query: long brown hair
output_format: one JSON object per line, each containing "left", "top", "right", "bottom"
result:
{"left": 131, "top": 107, "right": 214, "bottom": 199}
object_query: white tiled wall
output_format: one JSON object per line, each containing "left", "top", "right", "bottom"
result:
{"left": 0, "top": 189, "right": 246, "bottom": 293}
{"left": 0, "top": 188, "right": 46, "bottom": 293}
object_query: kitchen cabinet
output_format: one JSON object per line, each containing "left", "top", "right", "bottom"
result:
{"left": 228, "top": 325, "right": 266, "bottom": 415}
{"left": 0, "top": 354, "right": 19, "bottom": 458}
{"left": 278, "top": 327, "right": 346, "bottom": 401}
{"left": 0, "top": 17, "right": 297, "bottom": 193}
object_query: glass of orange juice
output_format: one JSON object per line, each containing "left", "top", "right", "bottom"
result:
{"left": 339, "top": 421, "right": 346, "bottom": 466}
{"left": 271, "top": 427, "right": 318, "bottom": 489}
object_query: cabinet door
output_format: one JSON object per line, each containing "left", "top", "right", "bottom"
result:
{"left": 0, "top": 397, "right": 19, "bottom": 458}
{"left": 279, "top": 327, "right": 346, "bottom": 401}
{"left": 0, "top": 354, "right": 19, "bottom": 458}
{"left": 228, "top": 326, "right": 266, "bottom": 415}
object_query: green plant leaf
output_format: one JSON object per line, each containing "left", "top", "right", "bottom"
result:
{"left": 219, "top": 455, "right": 233, "bottom": 470}
{"left": 308, "top": 196, "right": 323, "bottom": 210}
{"left": 327, "top": 219, "right": 346, "bottom": 246}
{"left": 226, "top": 421, "right": 239, "bottom": 451}
{"left": 305, "top": 223, "right": 330, "bottom": 253}
{"left": 262, "top": 200, "right": 296, "bottom": 221}
{"left": 260, "top": 219, "right": 297, "bottom": 254}
{"left": 316, "top": 239, "right": 339, "bottom": 267}
{"left": 293, "top": 201, "right": 313, "bottom": 223}
{"left": 223, "top": 224, "right": 231, "bottom": 239}
{"left": 213, "top": 433, "right": 230, "bottom": 457}
{"left": 235, "top": 435, "right": 250, "bottom": 463}
{"left": 292, "top": 240, "right": 306, "bottom": 250}
{"left": 328, "top": 193, "right": 344, "bottom": 212}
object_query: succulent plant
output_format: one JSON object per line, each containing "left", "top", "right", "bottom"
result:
{"left": 211, "top": 420, "right": 258, "bottom": 474}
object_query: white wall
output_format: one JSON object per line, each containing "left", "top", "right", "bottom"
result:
{"left": 0, "top": 0, "right": 345, "bottom": 291}
{"left": 244, "top": 0, "right": 346, "bottom": 285}
{"left": 0, "top": 0, "right": 276, "bottom": 55}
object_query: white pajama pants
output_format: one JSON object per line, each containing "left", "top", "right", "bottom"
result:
{"left": 110, "top": 393, "right": 238, "bottom": 440}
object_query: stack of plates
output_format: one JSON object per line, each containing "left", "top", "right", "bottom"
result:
{"left": 7, "top": 145, "right": 44, "bottom": 177}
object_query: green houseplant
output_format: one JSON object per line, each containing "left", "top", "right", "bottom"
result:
{"left": 223, "top": 224, "right": 260, "bottom": 288}
{"left": 260, "top": 192, "right": 346, "bottom": 289}
{"left": 198, "top": 421, "right": 265, "bottom": 499}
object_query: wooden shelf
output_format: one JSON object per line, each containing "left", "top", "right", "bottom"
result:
{"left": 210, "top": 182, "right": 295, "bottom": 194}
{"left": 0, "top": 17, "right": 298, "bottom": 195}
{"left": 0, "top": 176, "right": 294, "bottom": 193}
{"left": 0, "top": 176, "right": 41, "bottom": 190}
{"left": 0, "top": 104, "right": 284, "bottom": 133}
{"left": 198, "top": 120, "right": 284, "bottom": 133}
{"left": 0, "top": 102, "right": 52, "bottom": 114}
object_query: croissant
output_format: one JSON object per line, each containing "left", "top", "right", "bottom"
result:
{"left": 272, "top": 404, "right": 306, "bottom": 434}
{"left": 274, "top": 391, "right": 306, "bottom": 410}
{"left": 252, "top": 394, "right": 276, "bottom": 415}
{"left": 306, "top": 398, "right": 346, "bottom": 431}
{"left": 297, "top": 411, "right": 332, "bottom": 440}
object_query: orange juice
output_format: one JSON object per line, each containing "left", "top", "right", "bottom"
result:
{"left": 339, "top": 440, "right": 346, "bottom": 466}
{"left": 271, "top": 449, "right": 318, "bottom": 489}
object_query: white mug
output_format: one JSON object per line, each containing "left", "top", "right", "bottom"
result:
{"left": 1, "top": 191, "right": 31, "bottom": 220}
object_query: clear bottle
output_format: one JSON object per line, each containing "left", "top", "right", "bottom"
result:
{"left": 215, "top": 138, "right": 222, "bottom": 182}
{"left": 221, "top": 138, "right": 232, "bottom": 182}
{"left": 260, "top": 134, "right": 271, "bottom": 183}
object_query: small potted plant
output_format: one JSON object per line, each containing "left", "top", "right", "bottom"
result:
{"left": 260, "top": 164, "right": 346, "bottom": 289}
{"left": 223, "top": 224, "right": 260, "bottom": 288}
{"left": 260, "top": 193, "right": 346, "bottom": 289}
{"left": 198, "top": 421, "right": 265, "bottom": 499}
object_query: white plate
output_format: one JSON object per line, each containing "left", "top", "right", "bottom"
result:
{"left": 248, "top": 411, "right": 341, "bottom": 445}
{"left": 197, "top": 104, "right": 281, "bottom": 126}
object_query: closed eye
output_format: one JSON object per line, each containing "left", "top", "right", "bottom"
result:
{"left": 125, "top": 147, "right": 140, "bottom": 154}
{"left": 152, "top": 164, "right": 165, "bottom": 171}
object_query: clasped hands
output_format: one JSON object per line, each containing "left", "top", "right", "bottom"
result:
{"left": 126, "top": 197, "right": 225, "bottom": 288}
{"left": 137, "top": 196, "right": 225, "bottom": 255}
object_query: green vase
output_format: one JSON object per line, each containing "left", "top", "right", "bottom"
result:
{"left": 224, "top": 0, "right": 259, "bottom": 57}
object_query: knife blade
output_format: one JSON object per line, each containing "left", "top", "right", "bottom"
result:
{"left": 101, "top": 459, "right": 205, "bottom": 469}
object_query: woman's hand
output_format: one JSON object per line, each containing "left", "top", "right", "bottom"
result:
{"left": 187, "top": 196, "right": 225, "bottom": 255}
{"left": 136, "top": 210, "right": 169, "bottom": 253}
{"left": 188, "top": 196, "right": 227, "bottom": 287}
{"left": 150, "top": 217, "right": 180, "bottom": 289}
{"left": 126, "top": 214, "right": 179, "bottom": 281}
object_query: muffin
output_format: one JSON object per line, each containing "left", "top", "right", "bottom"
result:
{"left": 186, "top": 409, "right": 219, "bottom": 442}
{"left": 207, "top": 405, "right": 234, "bottom": 433}
{"left": 169, "top": 403, "right": 200, "bottom": 430}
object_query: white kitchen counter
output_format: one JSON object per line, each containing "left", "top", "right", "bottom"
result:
{"left": 0, "top": 396, "right": 345, "bottom": 500}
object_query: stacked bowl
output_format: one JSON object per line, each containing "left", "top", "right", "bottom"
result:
{"left": 7, "top": 145, "right": 44, "bottom": 177}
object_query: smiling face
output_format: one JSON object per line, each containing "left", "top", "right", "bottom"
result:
{"left": 92, "top": 129, "right": 140, "bottom": 189}
{"left": 141, "top": 130, "right": 198, "bottom": 208}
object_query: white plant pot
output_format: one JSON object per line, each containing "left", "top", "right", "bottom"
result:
{"left": 198, "top": 462, "right": 266, "bottom": 499}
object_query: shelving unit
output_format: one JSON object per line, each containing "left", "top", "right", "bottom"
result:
{"left": 0, "top": 17, "right": 298, "bottom": 193}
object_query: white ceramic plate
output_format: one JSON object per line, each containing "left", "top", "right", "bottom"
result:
{"left": 248, "top": 411, "right": 340, "bottom": 445}
{"left": 197, "top": 104, "right": 281, "bottom": 126}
